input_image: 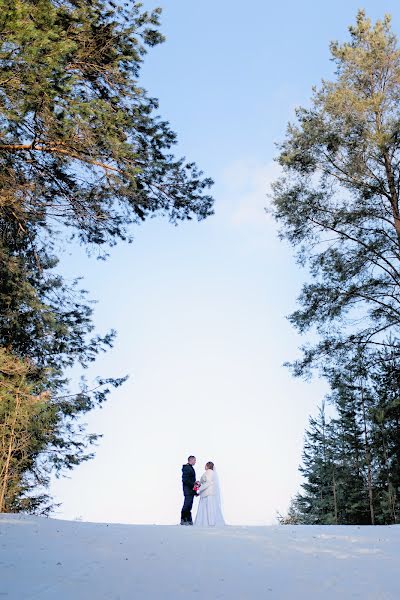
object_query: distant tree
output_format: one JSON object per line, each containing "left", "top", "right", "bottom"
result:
{"left": 286, "top": 399, "right": 370, "bottom": 526}
{"left": 291, "top": 404, "right": 339, "bottom": 524}
{"left": 369, "top": 350, "right": 400, "bottom": 523}
{"left": 284, "top": 349, "right": 400, "bottom": 526}
{"left": 327, "top": 361, "right": 374, "bottom": 525}
{"left": 272, "top": 11, "right": 400, "bottom": 375}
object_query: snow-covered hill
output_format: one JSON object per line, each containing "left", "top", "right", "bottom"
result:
{"left": 1, "top": 514, "right": 399, "bottom": 599}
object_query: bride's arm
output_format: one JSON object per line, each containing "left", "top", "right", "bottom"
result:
{"left": 198, "top": 471, "right": 213, "bottom": 493}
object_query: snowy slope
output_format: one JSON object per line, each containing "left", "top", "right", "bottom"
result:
{"left": 1, "top": 514, "right": 399, "bottom": 599}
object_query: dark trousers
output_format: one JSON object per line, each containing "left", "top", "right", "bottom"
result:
{"left": 181, "top": 493, "right": 194, "bottom": 523}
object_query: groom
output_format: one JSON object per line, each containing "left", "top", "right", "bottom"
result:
{"left": 181, "top": 455, "right": 198, "bottom": 525}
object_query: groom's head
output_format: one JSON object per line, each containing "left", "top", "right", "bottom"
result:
{"left": 188, "top": 456, "right": 196, "bottom": 465}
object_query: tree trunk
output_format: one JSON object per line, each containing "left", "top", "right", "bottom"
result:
{"left": 332, "top": 469, "right": 338, "bottom": 524}
{"left": 382, "top": 151, "right": 400, "bottom": 249}
{"left": 361, "top": 386, "right": 375, "bottom": 525}
{"left": 0, "top": 392, "right": 20, "bottom": 513}
{"left": 381, "top": 426, "right": 397, "bottom": 524}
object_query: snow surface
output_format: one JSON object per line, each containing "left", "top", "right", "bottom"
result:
{"left": 1, "top": 514, "right": 399, "bottom": 599}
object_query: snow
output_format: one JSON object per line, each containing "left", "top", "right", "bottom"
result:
{"left": 1, "top": 514, "right": 399, "bottom": 599}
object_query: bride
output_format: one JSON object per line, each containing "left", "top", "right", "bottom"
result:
{"left": 195, "top": 461, "right": 225, "bottom": 527}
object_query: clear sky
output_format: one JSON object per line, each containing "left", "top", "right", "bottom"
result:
{"left": 51, "top": 1, "right": 400, "bottom": 525}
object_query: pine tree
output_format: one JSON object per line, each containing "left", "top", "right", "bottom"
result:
{"left": 369, "top": 351, "right": 400, "bottom": 523}
{"left": 328, "top": 371, "right": 373, "bottom": 525}
{"left": 0, "top": 0, "right": 213, "bottom": 246}
{"left": 0, "top": 1, "right": 213, "bottom": 512}
{"left": 291, "top": 404, "right": 339, "bottom": 524}
{"left": 273, "top": 9, "right": 400, "bottom": 528}
{"left": 0, "top": 224, "right": 127, "bottom": 512}
{"left": 286, "top": 350, "right": 400, "bottom": 525}
{"left": 272, "top": 11, "right": 400, "bottom": 375}
{"left": 0, "top": 348, "right": 54, "bottom": 513}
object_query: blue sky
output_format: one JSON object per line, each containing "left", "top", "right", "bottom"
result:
{"left": 51, "top": 1, "right": 400, "bottom": 525}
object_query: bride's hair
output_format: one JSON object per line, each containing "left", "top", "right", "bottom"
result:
{"left": 205, "top": 461, "right": 214, "bottom": 470}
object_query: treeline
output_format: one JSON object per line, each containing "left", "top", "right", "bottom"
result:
{"left": 273, "top": 12, "right": 400, "bottom": 525}
{"left": 283, "top": 350, "right": 400, "bottom": 525}
{"left": 0, "top": 1, "right": 213, "bottom": 513}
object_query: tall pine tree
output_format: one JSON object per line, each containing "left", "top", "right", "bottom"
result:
{"left": 0, "top": 1, "right": 214, "bottom": 512}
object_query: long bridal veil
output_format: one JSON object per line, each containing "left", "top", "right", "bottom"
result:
{"left": 213, "top": 467, "right": 225, "bottom": 526}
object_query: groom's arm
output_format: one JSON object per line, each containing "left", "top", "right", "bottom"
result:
{"left": 182, "top": 466, "right": 195, "bottom": 487}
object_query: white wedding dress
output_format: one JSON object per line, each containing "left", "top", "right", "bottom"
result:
{"left": 195, "top": 468, "right": 225, "bottom": 527}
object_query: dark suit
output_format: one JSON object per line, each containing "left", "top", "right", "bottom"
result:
{"left": 181, "top": 463, "right": 196, "bottom": 524}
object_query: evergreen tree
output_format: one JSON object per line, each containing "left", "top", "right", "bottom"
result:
{"left": 328, "top": 370, "right": 373, "bottom": 524}
{"left": 0, "top": 223, "right": 126, "bottom": 512}
{"left": 0, "top": 348, "right": 48, "bottom": 513}
{"left": 292, "top": 404, "right": 338, "bottom": 524}
{"left": 0, "top": 345, "right": 121, "bottom": 514}
{"left": 288, "top": 400, "right": 371, "bottom": 526}
{"left": 273, "top": 9, "right": 400, "bottom": 528}
{"left": 0, "top": 0, "right": 213, "bottom": 246}
{"left": 272, "top": 11, "right": 400, "bottom": 375}
{"left": 0, "top": 1, "right": 214, "bottom": 512}
{"left": 285, "top": 350, "right": 400, "bottom": 525}
{"left": 369, "top": 351, "right": 400, "bottom": 523}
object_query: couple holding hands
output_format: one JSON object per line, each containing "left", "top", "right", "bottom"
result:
{"left": 180, "top": 455, "right": 225, "bottom": 527}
